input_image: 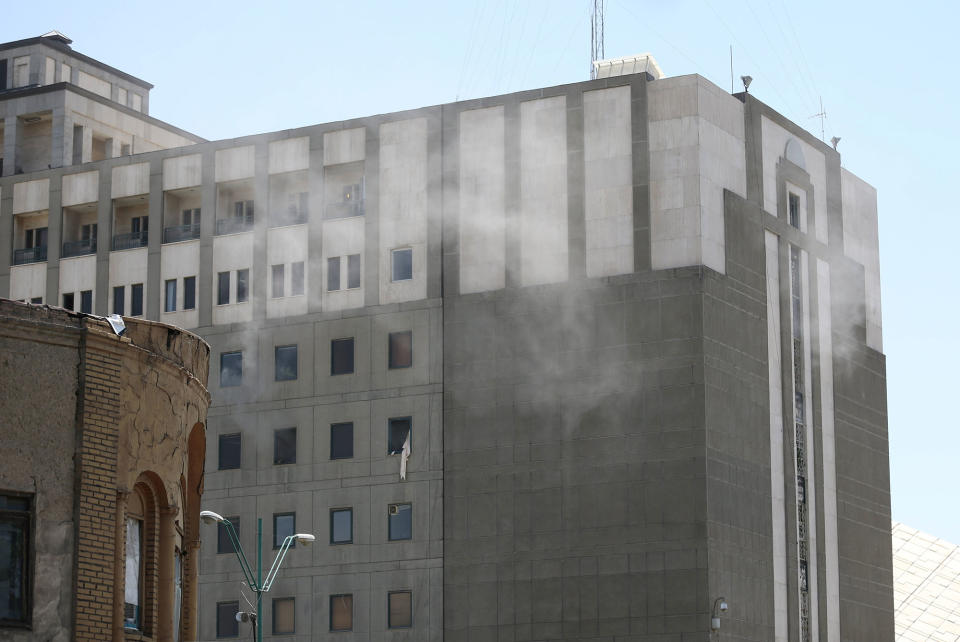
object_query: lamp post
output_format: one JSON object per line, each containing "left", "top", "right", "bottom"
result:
{"left": 200, "top": 510, "right": 315, "bottom": 642}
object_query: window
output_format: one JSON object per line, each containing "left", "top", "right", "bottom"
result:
{"left": 274, "top": 427, "right": 296, "bottom": 465}
{"left": 30, "top": 297, "right": 42, "bottom": 305}
{"left": 218, "top": 433, "right": 241, "bottom": 470}
{"left": 217, "top": 272, "right": 230, "bottom": 305}
{"left": 327, "top": 257, "right": 341, "bottom": 291}
{"left": 124, "top": 492, "right": 144, "bottom": 630}
{"left": 131, "top": 284, "right": 143, "bottom": 316}
{"left": 184, "top": 276, "right": 196, "bottom": 310}
{"left": 347, "top": 254, "right": 361, "bottom": 289}
{"left": 273, "top": 513, "right": 295, "bottom": 549}
{"left": 330, "top": 508, "right": 352, "bottom": 544}
{"left": 118, "top": 86, "right": 128, "bottom": 106}
{"left": 62, "top": 292, "right": 74, "bottom": 311}
{"left": 0, "top": 493, "right": 32, "bottom": 627}
{"left": 271, "top": 264, "right": 284, "bottom": 298}
{"left": 388, "top": 503, "right": 412, "bottom": 541}
{"left": 291, "top": 261, "right": 304, "bottom": 296}
{"left": 220, "top": 351, "right": 243, "bottom": 387}
{"left": 330, "top": 594, "right": 353, "bottom": 631}
{"left": 217, "top": 516, "right": 239, "bottom": 554}
{"left": 272, "top": 597, "right": 295, "bottom": 635}
{"left": 392, "top": 248, "right": 413, "bottom": 282}
{"left": 330, "top": 338, "right": 354, "bottom": 376}
{"left": 388, "top": 591, "right": 412, "bottom": 628}
{"left": 330, "top": 423, "right": 354, "bottom": 460}
{"left": 80, "top": 290, "right": 93, "bottom": 314}
{"left": 132, "top": 93, "right": 143, "bottom": 112}
{"left": 236, "top": 269, "right": 249, "bottom": 303}
{"left": 788, "top": 192, "right": 801, "bottom": 229}
{"left": 388, "top": 417, "right": 411, "bottom": 455}
{"left": 113, "top": 285, "right": 125, "bottom": 315}
{"left": 182, "top": 208, "right": 201, "bottom": 228}
{"left": 275, "top": 345, "right": 298, "bottom": 381}
{"left": 164, "top": 279, "right": 176, "bottom": 312}
{"left": 389, "top": 331, "right": 413, "bottom": 369}
{"left": 216, "top": 601, "right": 239, "bottom": 638}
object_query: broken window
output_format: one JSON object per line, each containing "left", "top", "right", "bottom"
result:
{"left": 218, "top": 433, "right": 241, "bottom": 470}
{"left": 62, "top": 292, "right": 74, "bottom": 311}
{"left": 392, "top": 248, "right": 413, "bottom": 282}
{"left": 216, "top": 601, "right": 239, "bottom": 638}
{"left": 388, "top": 417, "right": 411, "bottom": 455}
{"left": 273, "top": 427, "right": 297, "bottom": 465}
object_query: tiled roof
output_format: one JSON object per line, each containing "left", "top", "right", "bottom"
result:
{"left": 893, "top": 521, "right": 960, "bottom": 641}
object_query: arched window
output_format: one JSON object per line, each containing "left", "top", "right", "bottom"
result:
{"left": 124, "top": 489, "right": 146, "bottom": 630}
{"left": 122, "top": 474, "right": 165, "bottom": 636}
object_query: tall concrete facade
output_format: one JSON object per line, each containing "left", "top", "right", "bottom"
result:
{"left": 0, "top": 39, "right": 891, "bottom": 642}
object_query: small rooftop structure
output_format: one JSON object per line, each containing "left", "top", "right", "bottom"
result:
{"left": 592, "top": 53, "right": 663, "bottom": 80}
{"left": 40, "top": 30, "right": 72, "bottom": 45}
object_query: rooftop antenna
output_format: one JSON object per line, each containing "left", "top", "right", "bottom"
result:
{"left": 810, "top": 96, "right": 827, "bottom": 142}
{"left": 590, "top": 0, "right": 605, "bottom": 79}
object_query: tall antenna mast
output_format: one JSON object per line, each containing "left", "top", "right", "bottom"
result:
{"left": 810, "top": 96, "right": 827, "bottom": 142}
{"left": 590, "top": 0, "right": 605, "bottom": 79}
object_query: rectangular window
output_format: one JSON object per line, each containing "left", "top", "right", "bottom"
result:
{"left": 327, "top": 257, "right": 341, "bottom": 291}
{"left": 164, "top": 279, "right": 177, "bottom": 313}
{"left": 272, "top": 597, "right": 295, "bottom": 635}
{"left": 275, "top": 345, "right": 298, "bottom": 381}
{"left": 0, "top": 493, "right": 32, "bottom": 626}
{"left": 330, "top": 594, "right": 353, "bottom": 631}
{"left": 236, "top": 269, "right": 249, "bottom": 303}
{"left": 291, "top": 261, "right": 304, "bottom": 296}
{"left": 124, "top": 516, "right": 142, "bottom": 629}
{"left": 113, "top": 286, "right": 125, "bottom": 315}
{"left": 131, "top": 284, "right": 143, "bottom": 316}
{"left": 273, "top": 513, "right": 295, "bottom": 549}
{"left": 388, "top": 503, "right": 413, "bottom": 541}
{"left": 183, "top": 276, "right": 196, "bottom": 310}
{"left": 216, "top": 601, "right": 239, "bottom": 638}
{"left": 330, "top": 508, "right": 353, "bottom": 544}
{"left": 217, "top": 516, "right": 239, "bottom": 554}
{"left": 330, "top": 338, "right": 354, "bottom": 376}
{"left": 80, "top": 290, "right": 93, "bottom": 314}
{"left": 63, "top": 292, "right": 75, "bottom": 311}
{"left": 330, "top": 423, "right": 354, "bottom": 460}
{"left": 273, "top": 427, "right": 297, "bottom": 465}
{"left": 217, "top": 272, "right": 230, "bottom": 305}
{"left": 389, "top": 331, "right": 413, "bottom": 369}
{"left": 388, "top": 591, "right": 412, "bottom": 628}
{"left": 392, "top": 248, "right": 413, "bottom": 281}
{"left": 30, "top": 297, "right": 42, "bottom": 305}
{"left": 788, "top": 192, "right": 800, "bottom": 229}
{"left": 271, "top": 264, "right": 284, "bottom": 298}
{"left": 220, "top": 351, "right": 243, "bottom": 387}
{"left": 347, "top": 254, "right": 361, "bottom": 289}
{"left": 388, "top": 417, "right": 411, "bottom": 455}
{"left": 218, "top": 433, "right": 241, "bottom": 470}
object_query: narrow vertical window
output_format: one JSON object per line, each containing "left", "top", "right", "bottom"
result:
{"left": 273, "top": 513, "right": 295, "bottom": 549}
{"left": 236, "top": 269, "right": 249, "bottom": 303}
{"left": 391, "top": 248, "right": 413, "bottom": 281}
{"left": 217, "top": 272, "right": 231, "bottom": 305}
{"left": 291, "top": 261, "right": 305, "bottom": 296}
{"left": 272, "top": 597, "right": 295, "bottom": 635}
{"left": 131, "top": 284, "right": 143, "bottom": 316}
{"left": 389, "top": 331, "right": 413, "bottom": 369}
{"left": 0, "top": 494, "right": 32, "bottom": 626}
{"left": 330, "top": 338, "right": 355, "bottom": 375}
{"left": 183, "top": 276, "right": 196, "bottom": 310}
{"left": 271, "top": 264, "right": 285, "bottom": 298}
{"left": 330, "top": 508, "right": 353, "bottom": 544}
{"left": 63, "top": 292, "right": 75, "bottom": 311}
{"left": 327, "top": 257, "right": 341, "bottom": 291}
{"left": 218, "top": 433, "right": 241, "bottom": 470}
{"left": 788, "top": 192, "right": 801, "bottom": 229}
{"left": 124, "top": 516, "right": 143, "bottom": 629}
{"left": 347, "top": 254, "right": 361, "bottom": 289}
{"left": 388, "top": 418, "right": 411, "bottom": 455}
{"left": 273, "top": 427, "right": 297, "bottom": 465}
{"left": 388, "top": 591, "right": 412, "bottom": 628}
{"left": 275, "top": 345, "right": 298, "bottom": 381}
{"left": 164, "top": 279, "right": 177, "bottom": 312}
{"left": 113, "top": 285, "right": 125, "bottom": 315}
{"left": 80, "top": 290, "right": 93, "bottom": 314}
{"left": 388, "top": 503, "right": 413, "bottom": 541}
{"left": 329, "top": 594, "right": 353, "bottom": 631}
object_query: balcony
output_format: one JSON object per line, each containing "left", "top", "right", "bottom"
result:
{"left": 13, "top": 245, "right": 47, "bottom": 265}
{"left": 325, "top": 201, "right": 364, "bottom": 219}
{"left": 216, "top": 213, "right": 254, "bottom": 236}
{"left": 270, "top": 208, "right": 308, "bottom": 228}
{"left": 62, "top": 238, "right": 97, "bottom": 258}
{"left": 163, "top": 223, "right": 201, "bottom": 244}
{"left": 112, "top": 230, "right": 148, "bottom": 251}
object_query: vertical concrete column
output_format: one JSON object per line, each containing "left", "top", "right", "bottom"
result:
{"left": 50, "top": 105, "right": 66, "bottom": 169}
{"left": 0, "top": 186, "right": 12, "bottom": 296}
{"left": 363, "top": 123, "right": 381, "bottom": 307}
{"left": 425, "top": 109, "right": 443, "bottom": 300}
{"left": 157, "top": 506, "right": 176, "bottom": 642}
{"left": 95, "top": 167, "right": 112, "bottom": 315}
{"left": 307, "top": 132, "right": 324, "bottom": 314}
{"left": 251, "top": 142, "right": 269, "bottom": 320}
{"left": 198, "top": 150, "right": 215, "bottom": 328}
{"left": 743, "top": 95, "right": 765, "bottom": 208}
{"left": 45, "top": 172, "right": 63, "bottom": 305}
{"left": 503, "top": 101, "right": 521, "bottom": 289}
{"left": 2, "top": 115, "right": 17, "bottom": 176}
{"left": 146, "top": 157, "right": 163, "bottom": 319}
{"left": 825, "top": 150, "right": 844, "bottom": 250}
{"left": 630, "top": 75, "right": 652, "bottom": 272}
{"left": 566, "top": 89, "right": 586, "bottom": 280}
{"left": 440, "top": 103, "right": 460, "bottom": 297}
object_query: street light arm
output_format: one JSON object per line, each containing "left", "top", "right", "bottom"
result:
{"left": 261, "top": 535, "right": 298, "bottom": 593}
{"left": 221, "top": 518, "right": 258, "bottom": 591}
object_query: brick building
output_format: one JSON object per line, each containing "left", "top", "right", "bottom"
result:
{"left": 0, "top": 300, "right": 210, "bottom": 640}
{"left": 0, "top": 32, "right": 892, "bottom": 641}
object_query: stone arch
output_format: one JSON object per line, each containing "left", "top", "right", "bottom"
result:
{"left": 785, "top": 138, "right": 806, "bottom": 170}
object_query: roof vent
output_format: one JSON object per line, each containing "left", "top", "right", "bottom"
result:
{"left": 592, "top": 54, "right": 663, "bottom": 80}
{"left": 41, "top": 30, "right": 72, "bottom": 45}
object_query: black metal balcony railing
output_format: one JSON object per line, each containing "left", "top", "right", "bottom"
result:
{"left": 325, "top": 201, "right": 364, "bottom": 219}
{"left": 163, "top": 223, "right": 201, "bottom": 244}
{"left": 216, "top": 213, "right": 254, "bottom": 235}
{"left": 13, "top": 245, "right": 47, "bottom": 265}
{"left": 112, "top": 230, "right": 148, "bottom": 251}
{"left": 270, "top": 208, "right": 308, "bottom": 228}
{"left": 62, "top": 238, "right": 97, "bottom": 258}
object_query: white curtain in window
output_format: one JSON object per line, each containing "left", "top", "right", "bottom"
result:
{"left": 125, "top": 518, "right": 141, "bottom": 623}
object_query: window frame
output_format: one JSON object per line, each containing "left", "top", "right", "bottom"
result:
{"left": 113, "top": 285, "right": 125, "bottom": 316}
{"left": 271, "top": 263, "right": 285, "bottom": 299}
{"left": 329, "top": 507, "right": 353, "bottom": 545}
{"left": 391, "top": 248, "right": 413, "bottom": 282}
{"left": 183, "top": 276, "right": 196, "bottom": 311}
{"left": 236, "top": 268, "right": 249, "bottom": 303}
{"left": 216, "top": 600, "right": 240, "bottom": 638}
{"left": 0, "top": 492, "right": 32, "bottom": 629}
{"left": 330, "top": 338, "right": 355, "bottom": 376}
{"left": 388, "top": 331, "right": 413, "bottom": 369}
{"left": 273, "top": 427, "right": 297, "bottom": 465}
{"left": 130, "top": 283, "right": 143, "bottom": 316}
{"left": 218, "top": 433, "right": 241, "bottom": 471}
{"left": 388, "top": 417, "right": 412, "bottom": 455}
{"left": 164, "top": 278, "right": 177, "bottom": 313}
{"left": 271, "top": 596, "right": 295, "bottom": 635}
{"left": 217, "top": 271, "right": 231, "bottom": 306}
{"left": 274, "top": 345, "right": 298, "bottom": 382}
{"left": 273, "top": 512, "right": 296, "bottom": 550}
{"left": 327, "top": 256, "right": 341, "bottom": 291}
{"left": 387, "top": 590, "right": 413, "bottom": 629}
{"left": 388, "top": 503, "right": 413, "bottom": 541}
{"left": 220, "top": 351, "right": 243, "bottom": 388}
{"left": 330, "top": 422, "right": 354, "bottom": 460}
{"left": 329, "top": 594, "right": 353, "bottom": 632}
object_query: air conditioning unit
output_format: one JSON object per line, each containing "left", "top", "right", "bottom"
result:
{"left": 389, "top": 505, "right": 399, "bottom": 516}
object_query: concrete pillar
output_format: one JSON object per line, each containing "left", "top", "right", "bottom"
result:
{"left": 45, "top": 173, "right": 62, "bottom": 304}
{"left": 198, "top": 150, "right": 215, "bottom": 328}
{"left": 146, "top": 158, "right": 163, "bottom": 319}
{"left": 251, "top": 142, "right": 269, "bottom": 320}
{"left": 157, "top": 506, "right": 176, "bottom": 642}
{"left": 3, "top": 115, "right": 16, "bottom": 176}
{"left": 0, "top": 185, "right": 12, "bottom": 296}
{"left": 363, "top": 123, "right": 380, "bottom": 307}
{"left": 307, "top": 132, "right": 324, "bottom": 314}
{"left": 95, "top": 168, "right": 112, "bottom": 315}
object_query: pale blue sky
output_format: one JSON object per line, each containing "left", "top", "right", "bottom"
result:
{"left": 5, "top": 0, "right": 957, "bottom": 542}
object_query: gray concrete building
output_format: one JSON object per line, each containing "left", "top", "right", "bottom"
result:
{"left": 0, "top": 35, "right": 892, "bottom": 642}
